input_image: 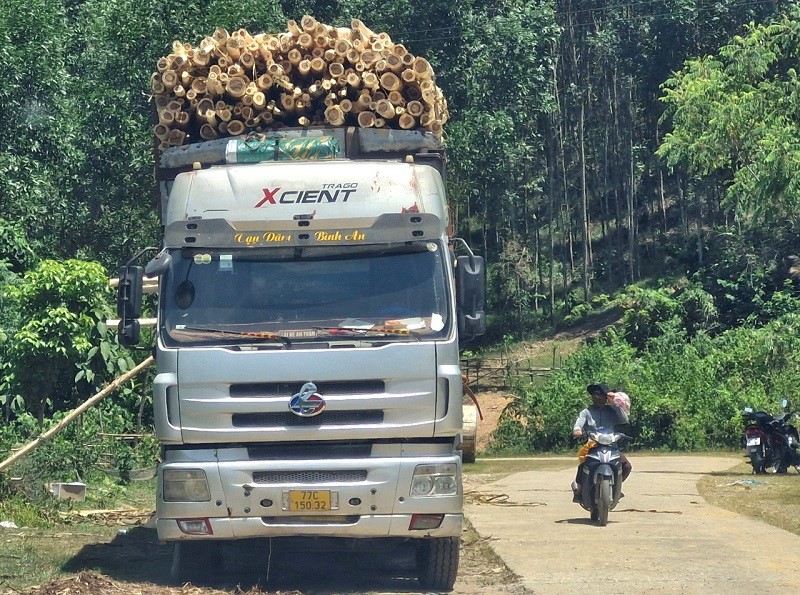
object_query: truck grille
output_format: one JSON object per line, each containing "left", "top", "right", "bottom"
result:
{"left": 252, "top": 470, "right": 368, "bottom": 484}
{"left": 232, "top": 410, "right": 384, "bottom": 427}
{"left": 230, "top": 380, "right": 385, "bottom": 398}
{"left": 247, "top": 442, "right": 373, "bottom": 460}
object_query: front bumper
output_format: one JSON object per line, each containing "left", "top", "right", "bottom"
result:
{"left": 157, "top": 513, "right": 463, "bottom": 540}
{"left": 156, "top": 446, "right": 462, "bottom": 542}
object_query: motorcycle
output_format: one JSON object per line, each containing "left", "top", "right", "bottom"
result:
{"left": 573, "top": 430, "right": 631, "bottom": 526}
{"left": 743, "top": 399, "right": 800, "bottom": 474}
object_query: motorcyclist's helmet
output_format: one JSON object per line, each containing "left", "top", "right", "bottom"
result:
{"left": 587, "top": 383, "right": 609, "bottom": 407}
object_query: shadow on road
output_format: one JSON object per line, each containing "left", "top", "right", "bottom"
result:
{"left": 553, "top": 517, "right": 605, "bottom": 526}
{"left": 63, "top": 527, "right": 426, "bottom": 593}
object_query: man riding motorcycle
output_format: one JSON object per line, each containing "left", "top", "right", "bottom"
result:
{"left": 571, "top": 383, "right": 632, "bottom": 502}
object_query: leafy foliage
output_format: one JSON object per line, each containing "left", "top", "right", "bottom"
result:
{"left": 1, "top": 260, "right": 134, "bottom": 422}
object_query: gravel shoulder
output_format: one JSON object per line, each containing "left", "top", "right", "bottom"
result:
{"left": 465, "top": 454, "right": 800, "bottom": 593}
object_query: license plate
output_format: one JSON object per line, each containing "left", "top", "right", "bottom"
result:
{"left": 286, "top": 490, "right": 331, "bottom": 512}
{"left": 746, "top": 437, "right": 761, "bottom": 446}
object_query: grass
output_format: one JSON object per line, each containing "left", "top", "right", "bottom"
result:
{"left": 697, "top": 461, "right": 800, "bottom": 536}
{"left": 0, "top": 477, "right": 159, "bottom": 592}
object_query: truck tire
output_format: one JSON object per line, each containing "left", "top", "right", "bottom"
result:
{"left": 461, "top": 404, "right": 478, "bottom": 464}
{"left": 416, "top": 536, "right": 459, "bottom": 592}
{"left": 171, "top": 541, "right": 217, "bottom": 584}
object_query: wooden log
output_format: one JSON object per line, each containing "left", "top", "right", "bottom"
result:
{"left": 329, "top": 62, "right": 345, "bottom": 78}
{"left": 226, "top": 77, "right": 247, "bottom": 99}
{"left": 161, "top": 70, "right": 178, "bottom": 89}
{"left": 151, "top": 80, "right": 165, "bottom": 95}
{"left": 158, "top": 109, "right": 175, "bottom": 126}
{"left": 154, "top": 124, "right": 171, "bottom": 140}
{"left": 287, "top": 20, "right": 302, "bottom": 36}
{"left": 388, "top": 90, "right": 405, "bottom": 106}
{"left": 168, "top": 129, "right": 187, "bottom": 146}
{"left": 298, "top": 59, "right": 312, "bottom": 77}
{"left": 288, "top": 48, "right": 303, "bottom": 65}
{"left": 413, "top": 57, "right": 434, "bottom": 81}
{"left": 406, "top": 100, "right": 424, "bottom": 117}
{"left": 324, "top": 105, "right": 345, "bottom": 125}
{"left": 240, "top": 51, "right": 255, "bottom": 71}
{"left": 191, "top": 77, "right": 208, "bottom": 95}
{"left": 362, "top": 72, "right": 379, "bottom": 90}
{"left": 379, "top": 72, "right": 401, "bottom": 92}
{"left": 154, "top": 95, "right": 170, "bottom": 111}
{"left": 357, "top": 110, "right": 376, "bottom": 128}
{"left": 397, "top": 112, "right": 417, "bottom": 130}
{"left": 392, "top": 43, "right": 408, "bottom": 57}
{"left": 225, "top": 37, "right": 244, "bottom": 61}
{"left": 375, "top": 99, "right": 396, "bottom": 120}
{"left": 335, "top": 39, "right": 352, "bottom": 56}
{"left": 174, "top": 111, "right": 190, "bottom": 129}
{"left": 256, "top": 74, "right": 273, "bottom": 91}
{"left": 0, "top": 357, "right": 154, "bottom": 473}
{"left": 386, "top": 53, "right": 403, "bottom": 73}
{"left": 200, "top": 123, "right": 219, "bottom": 140}
{"left": 351, "top": 19, "right": 376, "bottom": 41}
{"left": 156, "top": 57, "right": 171, "bottom": 73}
{"left": 298, "top": 33, "right": 314, "bottom": 49}
{"left": 301, "top": 15, "right": 317, "bottom": 33}
{"left": 253, "top": 91, "right": 266, "bottom": 109}
{"left": 374, "top": 117, "right": 386, "bottom": 128}
{"left": 401, "top": 68, "right": 416, "bottom": 84}
{"left": 226, "top": 120, "right": 245, "bottom": 136}
{"left": 401, "top": 53, "right": 415, "bottom": 67}
{"left": 297, "top": 116, "right": 311, "bottom": 126}
{"left": 311, "top": 57, "right": 326, "bottom": 74}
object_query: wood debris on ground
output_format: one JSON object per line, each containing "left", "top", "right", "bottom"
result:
{"left": 58, "top": 508, "right": 155, "bottom": 526}
{"left": 151, "top": 15, "right": 449, "bottom": 150}
{"left": 19, "top": 571, "right": 303, "bottom": 595}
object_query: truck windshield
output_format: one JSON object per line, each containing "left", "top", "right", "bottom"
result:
{"left": 161, "top": 241, "right": 451, "bottom": 346}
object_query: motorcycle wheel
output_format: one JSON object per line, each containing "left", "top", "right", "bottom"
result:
{"left": 596, "top": 478, "right": 612, "bottom": 526}
{"left": 770, "top": 449, "right": 787, "bottom": 474}
{"left": 749, "top": 450, "right": 766, "bottom": 474}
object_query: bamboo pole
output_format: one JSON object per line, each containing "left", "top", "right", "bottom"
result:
{"left": 0, "top": 356, "right": 155, "bottom": 473}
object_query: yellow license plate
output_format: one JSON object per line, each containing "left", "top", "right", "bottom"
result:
{"left": 288, "top": 490, "right": 331, "bottom": 511}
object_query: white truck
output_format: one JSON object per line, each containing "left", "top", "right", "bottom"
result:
{"left": 116, "top": 127, "right": 485, "bottom": 590}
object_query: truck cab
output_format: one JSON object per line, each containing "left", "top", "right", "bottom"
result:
{"left": 117, "top": 128, "right": 485, "bottom": 590}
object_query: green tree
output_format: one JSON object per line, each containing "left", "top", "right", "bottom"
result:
{"left": 1, "top": 259, "right": 132, "bottom": 423}
{"left": 659, "top": 9, "right": 800, "bottom": 226}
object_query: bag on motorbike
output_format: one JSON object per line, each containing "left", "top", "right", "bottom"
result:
{"left": 611, "top": 391, "right": 630, "bottom": 416}
{"left": 578, "top": 439, "right": 598, "bottom": 463}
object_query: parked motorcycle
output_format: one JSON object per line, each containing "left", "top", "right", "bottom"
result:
{"left": 573, "top": 430, "right": 631, "bottom": 526}
{"left": 743, "top": 399, "right": 800, "bottom": 474}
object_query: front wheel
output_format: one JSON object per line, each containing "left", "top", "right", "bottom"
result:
{"left": 596, "top": 478, "right": 612, "bottom": 526}
{"left": 416, "top": 537, "right": 459, "bottom": 592}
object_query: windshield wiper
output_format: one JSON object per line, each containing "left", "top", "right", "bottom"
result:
{"left": 181, "top": 326, "right": 292, "bottom": 348}
{"left": 314, "top": 326, "right": 420, "bottom": 341}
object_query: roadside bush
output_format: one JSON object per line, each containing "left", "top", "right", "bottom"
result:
{"left": 489, "top": 311, "right": 800, "bottom": 453}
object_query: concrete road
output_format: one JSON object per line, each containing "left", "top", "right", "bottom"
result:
{"left": 465, "top": 455, "right": 800, "bottom": 594}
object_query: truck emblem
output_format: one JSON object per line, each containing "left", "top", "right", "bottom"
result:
{"left": 289, "top": 382, "right": 326, "bottom": 417}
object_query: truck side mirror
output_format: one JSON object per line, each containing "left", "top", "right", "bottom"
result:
{"left": 455, "top": 255, "right": 486, "bottom": 340}
{"left": 118, "top": 319, "right": 141, "bottom": 346}
{"left": 117, "top": 266, "right": 144, "bottom": 319}
{"left": 117, "top": 266, "right": 143, "bottom": 346}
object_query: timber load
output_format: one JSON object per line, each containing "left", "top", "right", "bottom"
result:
{"left": 151, "top": 16, "right": 449, "bottom": 150}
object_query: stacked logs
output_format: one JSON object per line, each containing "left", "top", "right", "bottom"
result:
{"left": 151, "top": 16, "right": 449, "bottom": 151}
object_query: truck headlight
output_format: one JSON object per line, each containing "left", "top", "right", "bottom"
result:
{"left": 410, "top": 464, "right": 458, "bottom": 497}
{"left": 163, "top": 469, "right": 211, "bottom": 502}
